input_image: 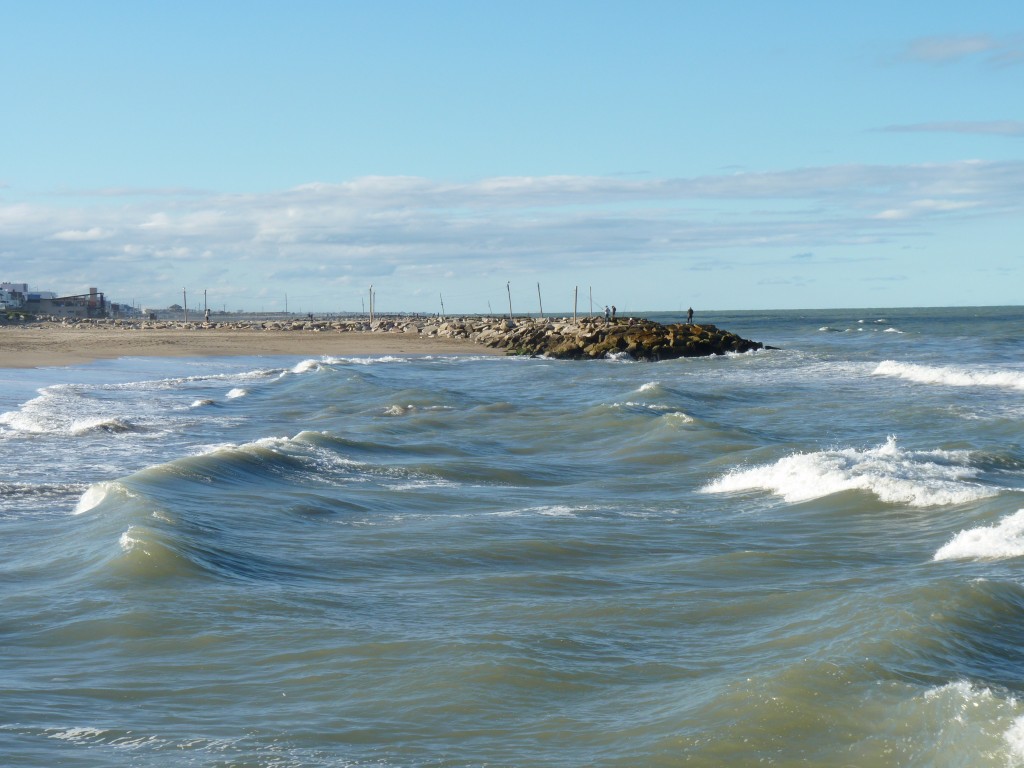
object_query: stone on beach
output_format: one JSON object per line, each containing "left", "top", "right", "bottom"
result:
{"left": 9, "top": 314, "right": 768, "bottom": 361}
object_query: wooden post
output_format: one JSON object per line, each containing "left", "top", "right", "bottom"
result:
{"left": 183, "top": 288, "right": 188, "bottom": 323}
{"left": 440, "top": 293, "right": 446, "bottom": 320}
{"left": 537, "top": 282, "right": 544, "bottom": 319}
{"left": 369, "top": 285, "right": 374, "bottom": 323}
{"left": 574, "top": 286, "right": 578, "bottom": 322}
{"left": 506, "top": 281, "right": 513, "bottom": 320}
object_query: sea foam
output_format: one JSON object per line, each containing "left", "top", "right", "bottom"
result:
{"left": 934, "top": 509, "right": 1024, "bottom": 561}
{"left": 874, "top": 361, "right": 1024, "bottom": 391}
{"left": 701, "top": 436, "right": 995, "bottom": 507}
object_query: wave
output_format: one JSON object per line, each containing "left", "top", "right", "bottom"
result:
{"left": 68, "top": 437, "right": 355, "bottom": 582}
{"left": 69, "top": 416, "right": 141, "bottom": 435}
{"left": 0, "top": 366, "right": 283, "bottom": 437}
{"left": 874, "top": 361, "right": 1024, "bottom": 391}
{"left": 609, "top": 401, "right": 694, "bottom": 422}
{"left": 320, "top": 355, "right": 411, "bottom": 365}
{"left": 291, "top": 359, "right": 322, "bottom": 374}
{"left": 934, "top": 509, "right": 1024, "bottom": 561}
{"left": 73, "top": 480, "right": 140, "bottom": 515}
{"left": 700, "top": 436, "right": 997, "bottom": 507}
{"left": 381, "top": 403, "right": 456, "bottom": 416}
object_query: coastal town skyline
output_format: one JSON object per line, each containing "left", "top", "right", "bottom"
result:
{"left": 2, "top": 1, "right": 1022, "bottom": 313}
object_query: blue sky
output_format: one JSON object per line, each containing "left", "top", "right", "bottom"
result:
{"left": 2, "top": 0, "right": 1022, "bottom": 313}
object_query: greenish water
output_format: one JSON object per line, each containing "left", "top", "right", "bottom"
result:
{"left": 2, "top": 306, "right": 1024, "bottom": 766}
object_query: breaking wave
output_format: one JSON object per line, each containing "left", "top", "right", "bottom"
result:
{"left": 700, "top": 436, "right": 996, "bottom": 507}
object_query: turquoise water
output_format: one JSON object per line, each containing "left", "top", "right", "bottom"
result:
{"left": 2, "top": 307, "right": 1024, "bottom": 766}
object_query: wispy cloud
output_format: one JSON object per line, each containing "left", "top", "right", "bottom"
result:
{"left": 881, "top": 120, "right": 1024, "bottom": 137}
{"left": 5, "top": 162, "right": 1023, "bottom": 307}
{"left": 48, "top": 227, "right": 113, "bottom": 241}
{"left": 900, "top": 34, "right": 1024, "bottom": 66}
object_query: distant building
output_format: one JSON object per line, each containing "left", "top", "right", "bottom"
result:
{"left": 25, "top": 287, "right": 108, "bottom": 319}
{"left": 0, "top": 288, "right": 23, "bottom": 310}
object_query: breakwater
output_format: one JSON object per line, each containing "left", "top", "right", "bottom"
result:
{"left": 22, "top": 314, "right": 768, "bottom": 360}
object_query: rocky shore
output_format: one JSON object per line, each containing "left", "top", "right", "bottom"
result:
{"left": 10, "top": 314, "right": 769, "bottom": 361}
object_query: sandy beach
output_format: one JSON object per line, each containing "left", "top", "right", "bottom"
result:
{"left": 0, "top": 324, "right": 499, "bottom": 369}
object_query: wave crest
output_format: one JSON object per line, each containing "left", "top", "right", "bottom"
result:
{"left": 700, "top": 436, "right": 995, "bottom": 508}
{"left": 874, "top": 361, "right": 1024, "bottom": 391}
{"left": 934, "top": 509, "right": 1024, "bottom": 561}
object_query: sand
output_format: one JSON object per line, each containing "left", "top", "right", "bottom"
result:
{"left": 0, "top": 325, "right": 500, "bottom": 369}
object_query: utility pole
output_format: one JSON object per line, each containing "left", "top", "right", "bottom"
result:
{"left": 537, "top": 282, "right": 544, "bottom": 319}
{"left": 183, "top": 288, "right": 188, "bottom": 323}
{"left": 574, "top": 286, "right": 578, "bottom": 322}
{"left": 369, "top": 285, "right": 374, "bottom": 323}
{"left": 204, "top": 289, "right": 207, "bottom": 313}
{"left": 439, "top": 293, "right": 446, "bottom": 320}
{"left": 506, "top": 281, "right": 513, "bottom": 320}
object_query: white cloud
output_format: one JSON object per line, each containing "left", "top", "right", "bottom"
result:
{"left": 48, "top": 227, "right": 112, "bottom": 241}
{"left": 900, "top": 34, "right": 1024, "bottom": 66}
{"left": 6, "top": 162, "right": 1023, "bottom": 308}
{"left": 882, "top": 121, "right": 1024, "bottom": 137}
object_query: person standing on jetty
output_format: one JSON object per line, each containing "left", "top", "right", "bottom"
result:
{"left": 604, "top": 306, "right": 611, "bottom": 323}
{"left": 611, "top": 305, "right": 617, "bottom": 322}
{"left": 687, "top": 307, "right": 694, "bottom": 324}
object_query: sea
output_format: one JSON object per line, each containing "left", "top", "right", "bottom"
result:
{"left": 2, "top": 305, "right": 1024, "bottom": 767}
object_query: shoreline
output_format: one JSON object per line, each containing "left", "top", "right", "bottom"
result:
{"left": 0, "top": 324, "right": 500, "bottom": 370}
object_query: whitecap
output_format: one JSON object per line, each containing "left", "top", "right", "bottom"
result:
{"left": 700, "top": 436, "right": 995, "bottom": 508}
{"left": 873, "top": 361, "right": 1024, "bottom": 391}
{"left": 321, "top": 355, "right": 410, "bottom": 365}
{"left": 934, "top": 509, "right": 1024, "bottom": 561}
{"left": 69, "top": 417, "right": 137, "bottom": 436}
{"left": 663, "top": 411, "right": 695, "bottom": 425}
{"left": 291, "top": 359, "right": 320, "bottom": 374}
{"left": 74, "top": 482, "right": 116, "bottom": 514}
{"left": 118, "top": 526, "right": 145, "bottom": 553}
{"left": 1005, "top": 715, "right": 1024, "bottom": 762}
{"left": 226, "top": 388, "right": 247, "bottom": 399}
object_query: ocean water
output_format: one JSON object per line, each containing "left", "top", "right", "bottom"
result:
{"left": 2, "top": 306, "right": 1024, "bottom": 767}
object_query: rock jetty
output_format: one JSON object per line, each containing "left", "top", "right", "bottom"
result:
{"left": 19, "top": 314, "right": 768, "bottom": 361}
{"left": 463, "top": 317, "right": 767, "bottom": 360}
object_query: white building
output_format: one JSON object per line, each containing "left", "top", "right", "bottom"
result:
{"left": 0, "top": 288, "right": 23, "bottom": 310}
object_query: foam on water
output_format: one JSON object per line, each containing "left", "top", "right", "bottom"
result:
{"left": 74, "top": 481, "right": 126, "bottom": 514}
{"left": 321, "top": 355, "right": 411, "bottom": 365}
{"left": 874, "top": 360, "right": 1024, "bottom": 391}
{"left": 69, "top": 416, "right": 139, "bottom": 435}
{"left": 934, "top": 509, "right": 1024, "bottom": 561}
{"left": 291, "top": 359, "right": 321, "bottom": 374}
{"left": 701, "top": 436, "right": 996, "bottom": 507}
{"left": 6, "top": 307, "right": 1024, "bottom": 767}
{"left": 226, "top": 387, "right": 247, "bottom": 398}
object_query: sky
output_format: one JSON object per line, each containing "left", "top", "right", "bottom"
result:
{"left": 1, "top": 0, "right": 1022, "bottom": 314}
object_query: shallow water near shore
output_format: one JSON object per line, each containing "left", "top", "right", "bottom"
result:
{"left": 3, "top": 306, "right": 1024, "bottom": 766}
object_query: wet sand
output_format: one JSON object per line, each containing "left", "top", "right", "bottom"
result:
{"left": 0, "top": 325, "right": 499, "bottom": 369}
